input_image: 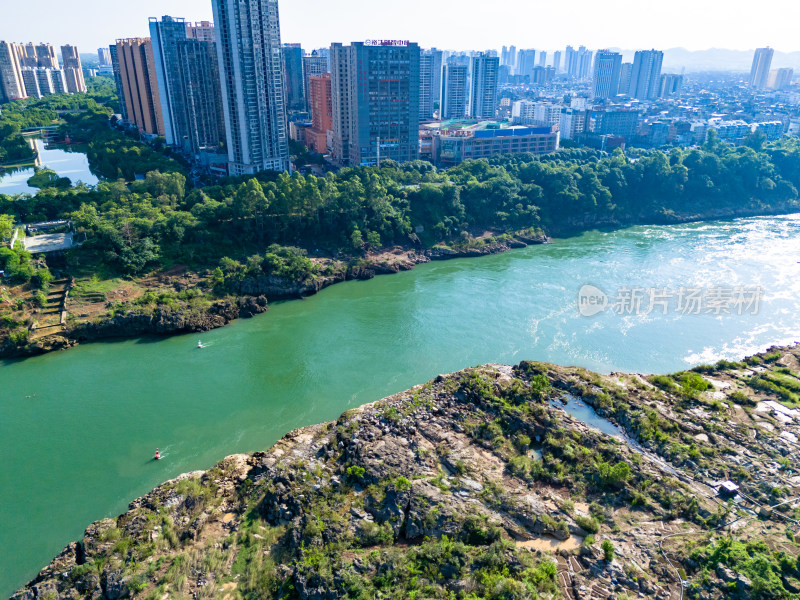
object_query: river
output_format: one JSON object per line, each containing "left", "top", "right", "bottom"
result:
{"left": 2, "top": 214, "right": 800, "bottom": 594}
{"left": 0, "top": 137, "right": 99, "bottom": 196}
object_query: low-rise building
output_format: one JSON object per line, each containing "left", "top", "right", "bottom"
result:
{"left": 427, "top": 120, "right": 559, "bottom": 167}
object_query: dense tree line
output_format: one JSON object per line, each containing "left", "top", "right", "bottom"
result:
{"left": 2, "top": 103, "right": 800, "bottom": 282}
{"left": 0, "top": 90, "right": 115, "bottom": 165}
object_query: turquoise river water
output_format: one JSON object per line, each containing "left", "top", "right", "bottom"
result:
{"left": 2, "top": 214, "right": 800, "bottom": 594}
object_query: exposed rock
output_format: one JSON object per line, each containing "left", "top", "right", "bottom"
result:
{"left": 12, "top": 350, "right": 800, "bottom": 600}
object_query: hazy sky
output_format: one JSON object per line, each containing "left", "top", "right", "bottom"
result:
{"left": 2, "top": 0, "right": 800, "bottom": 54}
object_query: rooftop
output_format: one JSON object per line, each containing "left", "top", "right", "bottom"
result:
{"left": 426, "top": 119, "right": 557, "bottom": 138}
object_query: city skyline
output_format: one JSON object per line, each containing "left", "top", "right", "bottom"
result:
{"left": 3, "top": 0, "right": 800, "bottom": 58}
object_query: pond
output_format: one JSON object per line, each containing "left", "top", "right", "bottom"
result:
{"left": 0, "top": 137, "right": 99, "bottom": 195}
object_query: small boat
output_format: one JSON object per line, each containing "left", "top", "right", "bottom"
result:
{"left": 197, "top": 341, "right": 205, "bottom": 349}
{"left": 154, "top": 448, "right": 161, "bottom": 460}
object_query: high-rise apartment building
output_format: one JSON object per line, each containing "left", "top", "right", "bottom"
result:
{"left": 115, "top": 38, "right": 165, "bottom": 136}
{"left": 428, "top": 49, "right": 443, "bottom": 110}
{"left": 329, "top": 41, "right": 420, "bottom": 166}
{"left": 749, "top": 47, "right": 774, "bottom": 89}
{"left": 98, "top": 47, "right": 112, "bottom": 66}
{"left": 33, "top": 44, "right": 58, "bottom": 69}
{"left": 20, "top": 68, "right": 40, "bottom": 97}
{"left": 61, "top": 45, "right": 86, "bottom": 93}
{"left": 150, "top": 16, "right": 191, "bottom": 146}
{"left": 283, "top": 43, "right": 305, "bottom": 111}
{"left": 419, "top": 49, "right": 442, "bottom": 120}
{"left": 419, "top": 52, "right": 434, "bottom": 120}
{"left": 619, "top": 62, "right": 633, "bottom": 95}
{"left": 531, "top": 66, "right": 555, "bottom": 86}
{"left": 511, "top": 100, "right": 536, "bottom": 124}
{"left": 565, "top": 46, "right": 576, "bottom": 77}
{"left": 538, "top": 51, "right": 547, "bottom": 68}
{"left": 329, "top": 43, "right": 350, "bottom": 164}
{"left": 578, "top": 47, "right": 593, "bottom": 80}
{"left": 0, "top": 41, "right": 26, "bottom": 102}
{"left": 565, "top": 45, "right": 592, "bottom": 79}
{"left": 21, "top": 67, "right": 66, "bottom": 98}
{"left": 501, "top": 45, "right": 517, "bottom": 70}
{"left": 109, "top": 44, "right": 128, "bottom": 120}
{"left": 516, "top": 49, "right": 536, "bottom": 79}
{"left": 767, "top": 67, "right": 793, "bottom": 91}
{"left": 306, "top": 73, "right": 332, "bottom": 154}
{"left": 212, "top": 0, "right": 289, "bottom": 175}
{"left": 629, "top": 49, "right": 663, "bottom": 100}
{"left": 18, "top": 44, "right": 37, "bottom": 68}
{"left": 501, "top": 46, "right": 511, "bottom": 67}
{"left": 441, "top": 62, "right": 468, "bottom": 120}
{"left": 186, "top": 22, "right": 215, "bottom": 42}
{"left": 302, "top": 52, "right": 328, "bottom": 111}
{"left": 50, "top": 69, "right": 67, "bottom": 94}
{"left": 591, "top": 49, "right": 622, "bottom": 100}
{"left": 552, "top": 51, "right": 561, "bottom": 73}
{"left": 176, "top": 36, "right": 226, "bottom": 157}
{"left": 659, "top": 73, "right": 684, "bottom": 97}
{"left": 469, "top": 53, "right": 499, "bottom": 119}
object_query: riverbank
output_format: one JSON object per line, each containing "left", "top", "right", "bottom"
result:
{"left": 14, "top": 344, "right": 800, "bottom": 600}
{"left": 3, "top": 201, "right": 799, "bottom": 361}
{"left": 0, "top": 231, "right": 546, "bottom": 360}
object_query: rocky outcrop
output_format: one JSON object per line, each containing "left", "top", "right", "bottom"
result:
{"left": 237, "top": 272, "right": 346, "bottom": 298}
{"left": 427, "top": 240, "right": 516, "bottom": 260}
{"left": 236, "top": 253, "right": 429, "bottom": 297}
{"left": 15, "top": 349, "right": 800, "bottom": 600}
{"left": 0, "top": 296, "right": 269, "bottom": 360}
{"left": 0, "top": 235, "right": 540, "bottom": 361}
{"left": 69, "top": 296, "right": 268, "bottom": 341}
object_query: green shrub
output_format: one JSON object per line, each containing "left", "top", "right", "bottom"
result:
{"left": 31, "top": 268, "right": 52, "bottom": 290}
{"left": 596, "top": 461, "right": 631, "bottom": 488}
{"left": 651, "top": 375, "right": 678, "bottom": 392}
{"left": 382, "top": 406, "right": 400, "bottom": 423}
{"left": 678, "top": 372, "right": 712, "bottom": 394}
{"left": 462, "top": 515, "right": 502, "bottom": 546}
{"left": 9, "top": 328, "right": 29, "bottom": 344}
{"left": 514, "top": 433, "right": 531, "bottom": 451}
{"left": 729, "top": 391, "right": 754, "bottom": 406}
{"left": 346, "top": 465, "right": 366, "bottom": 482}
{"left": 33, "top": 290, "right": 47, "bottom": 307}
{"left": 356, "top": 520, "right": 393, "bottom": 546}
{"left": 602, "top": 539, "right": 615, "bottom": 561}
{"left": 575, "top": 515, "right": 600, "bottom": 534}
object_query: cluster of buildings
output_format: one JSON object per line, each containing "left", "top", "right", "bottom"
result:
{"left": 0, "top": 41, "right": 86, "bottom": 102}
{"left": 493, "top": 44, "right": 799, "bottom": 151}
{"left": 4, "top": 0, "right": 800, "bottom": 177}
{"left": 292, "top": 45, "right": 560, "bottom": 167}
{"left": 97, "top": 0, "right": 559, "bottom": 176}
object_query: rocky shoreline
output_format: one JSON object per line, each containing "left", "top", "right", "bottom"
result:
{"left": 2, "top": 203, "right": 798, "bottom": 362}
{"left": 0, "top": 234, "right": 545, "bottom": 361}
{"left": 13, "top": 345, "right": 800, "bottom": 599}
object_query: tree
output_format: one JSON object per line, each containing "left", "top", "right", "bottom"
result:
{"left": 0, "top": 214, "right": 13, "bottom": 241}
{"left": 744, "top": 129, "right": 767, "bottom": 152}
{"left": 351, "top": 228, "right": 364, "bottom": 250}
{"left": 602, "top": 539, "right": 615, "bottom": 561}
{"left": 31, "top": 268, "right": 52, "bottom": 290}
{"left": 366, "top": 231, "right": 381, "bottom": 249}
